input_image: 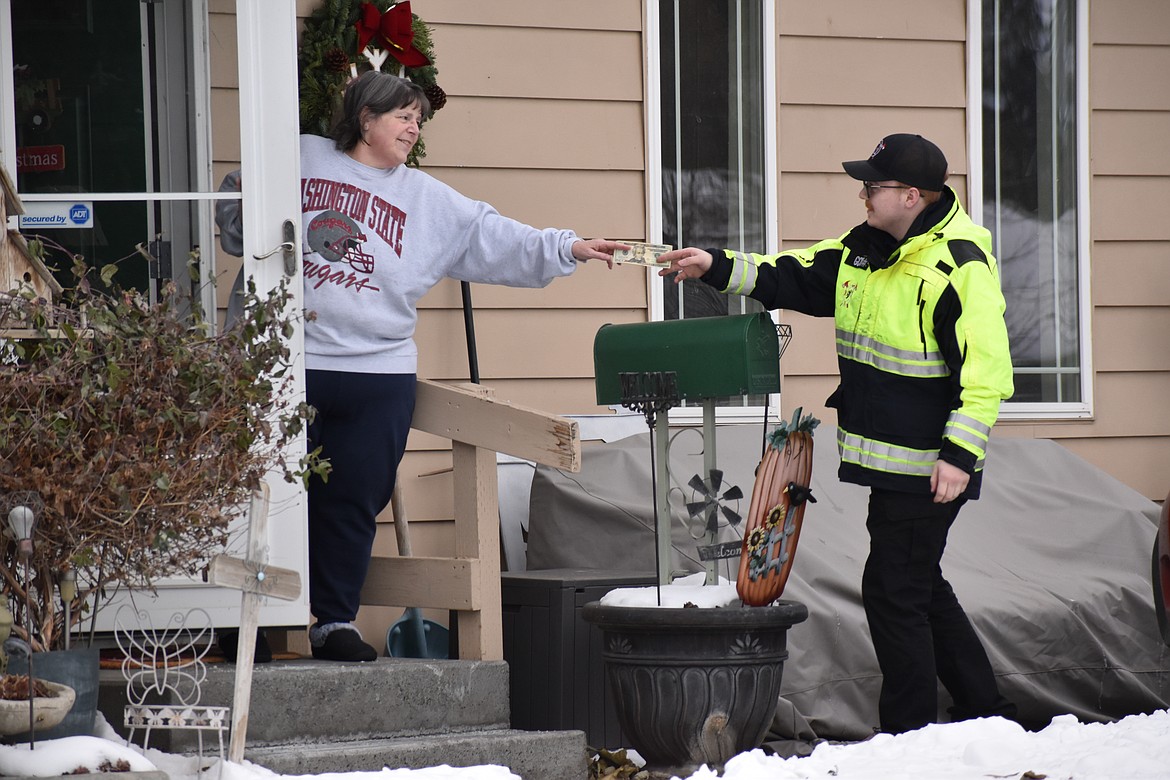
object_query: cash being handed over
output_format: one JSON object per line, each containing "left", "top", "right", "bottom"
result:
{"left": 612, "top": 242, "right": 673, "bottom": 268}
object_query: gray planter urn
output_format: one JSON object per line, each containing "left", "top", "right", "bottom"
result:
{"left": 0, "top": 679, "right": 75, "bottom": 736}
{"left": 583, "top": 600, "right": 808, "bottom": 777}
{"left": 6, "top": 647, "right": 100, "bottom": 740}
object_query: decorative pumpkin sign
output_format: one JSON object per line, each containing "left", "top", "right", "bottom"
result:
{"left": 737, "top": 408, "right": 819, "bottom": 606}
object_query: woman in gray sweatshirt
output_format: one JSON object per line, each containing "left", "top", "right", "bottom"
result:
{"left": 296, "top": 71, "right": 621, "bottom": 661}
{"left": 217, "top": 71, "right": 621, "bottom": 661}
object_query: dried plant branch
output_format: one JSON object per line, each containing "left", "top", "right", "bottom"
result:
{"left": 0, "top": 256, "right": 328, "bottom": 650}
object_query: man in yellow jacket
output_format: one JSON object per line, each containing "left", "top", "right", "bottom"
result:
{"left": 659, "top": 133, "right": 1016, "bottom": 734}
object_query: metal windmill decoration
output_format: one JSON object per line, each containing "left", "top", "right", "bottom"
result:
{"left": 685, "top": 469, "right": 744, "bottom": 538}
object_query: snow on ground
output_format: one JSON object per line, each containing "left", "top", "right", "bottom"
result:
{"left": 2, "top": 708, "right": 1170, "bottom": 780}
{"left": 4, "top": 576, "right": 1167, "bottom": 779}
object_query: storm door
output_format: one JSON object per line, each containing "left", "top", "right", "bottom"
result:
{"left": 0, "top": 0, "right": 309, "bottom": 631}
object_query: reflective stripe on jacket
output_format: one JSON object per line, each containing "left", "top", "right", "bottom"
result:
{"left": 704, "top": 188, "right": 1013, "bottom": 498}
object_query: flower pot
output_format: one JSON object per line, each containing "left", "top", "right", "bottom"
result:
{"left": 582, "top": 600, "right": 808, "bottom": 778}
{"left": 0, "top": 679, "right": 76, "bottom": 736}
{"left": 6, "top": 647, "right": 99, "bottom": 739}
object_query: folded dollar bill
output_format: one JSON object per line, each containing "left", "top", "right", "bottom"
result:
{"left": 613, "top": 242, "right": 673, "bottom": 267}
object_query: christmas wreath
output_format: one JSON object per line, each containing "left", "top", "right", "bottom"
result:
{"left": 299, "top": 0, "right": 446, "bottom": 167}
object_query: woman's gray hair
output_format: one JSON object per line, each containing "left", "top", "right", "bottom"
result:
{"left": 331, "top": 71, "right": 431, "bottom": 152}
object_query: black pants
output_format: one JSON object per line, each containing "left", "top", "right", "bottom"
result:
{"left": 305, "top": 369, "right": 416, "bottom": 625}
{"left": 862, "top": 489, "right": 1015, "bottom": 733}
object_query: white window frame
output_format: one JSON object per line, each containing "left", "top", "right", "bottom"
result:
{"left": 0, "top": 2, "right": 14, "bottom": 176}
{"left": 644, "top": 0, "right": 781, "bottom": 425}
{"left": 967, "top": 0, "right": 1093, "bottom": 420}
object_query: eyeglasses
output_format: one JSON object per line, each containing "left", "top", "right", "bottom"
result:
{"left": 863, "top": 182, "right": 911, "bottom": 198}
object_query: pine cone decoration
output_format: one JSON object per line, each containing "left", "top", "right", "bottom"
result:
{"left": 424, "top": 83, "right": 447, "bottom": 113}
{"left": 324, "top": 47, "right": 351, "bottom": 74}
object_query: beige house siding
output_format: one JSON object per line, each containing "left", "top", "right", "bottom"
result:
{"left": 203, "top": 1, "right": 652, "bottom": 637}
{"left": 279, "top": 1, "right": 651, "bottom": 635}
{"left": 203, "top": 0, "right": 1169, "bottom": 639}
{"left": 392, "top": 1, "right": 651, "bottom": 507}
{"left": 774, "top": 1, "right": 1170, "bottom": 502}
{"left": 378, "top": 1, "right": 651, "bottom": 635}
{"left": 772, "top": 0, "right": 969, "bottom": 474}
{"left": 415, "top": 0, "right": 650, "bottom": 414}
{"left": 1083, "top": 2, "right": 1170, "bottom": 499}
{"left": 1006, "top": 2, "right": 1170, "bottom": 500}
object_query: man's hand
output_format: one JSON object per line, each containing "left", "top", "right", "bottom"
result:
{"left": 930, "top": 459, "right": 970, "bottom": 503}
{"left": 657, "top": 247, "right": 714, "bottom": 283}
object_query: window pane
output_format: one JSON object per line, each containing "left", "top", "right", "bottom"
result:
{"left": 659, "top": 1, "right": 769, "bottom": 408}
{"left": 659, "top": 0, "right": 767, "bottom": 325}
{"left": 982, "top": 0, "right": 1081, "bottom": 404}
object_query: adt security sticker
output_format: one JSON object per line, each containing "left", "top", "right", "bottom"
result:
{"left": 20, "top": 201, "right": 94, "bottom": 229}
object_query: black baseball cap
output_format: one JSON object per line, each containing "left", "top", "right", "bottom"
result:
{"left": 842, "top": 134, "right": 948, "bottom": 192}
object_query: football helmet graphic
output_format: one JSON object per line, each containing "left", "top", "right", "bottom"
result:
{"left": 306, "top": 210, "right": 376, "bottom": 273}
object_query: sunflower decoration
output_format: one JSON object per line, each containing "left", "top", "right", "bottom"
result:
{"left": 738, "top": 407, "right": 819, "bottom": 604}
{"left": 747, "top": 505, "right": 786, "bottom": 578}
{"left": 298, "top": 0, "right": 447, "bottom": 167}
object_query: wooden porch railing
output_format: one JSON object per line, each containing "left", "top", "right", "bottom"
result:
{"left": 358, "top": 379, "right": 581, "bottom": 660}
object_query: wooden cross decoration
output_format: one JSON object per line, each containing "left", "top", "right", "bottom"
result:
{"left": 205, "top": 483, "right": 302, "bottom": 763}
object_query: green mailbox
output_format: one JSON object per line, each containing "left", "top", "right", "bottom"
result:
{"left": 593, "top": 313, "right": 781, "bottom": 405}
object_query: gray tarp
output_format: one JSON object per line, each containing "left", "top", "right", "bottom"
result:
{"left": 526, "top": 424, "right": 1169, "bottom": 741}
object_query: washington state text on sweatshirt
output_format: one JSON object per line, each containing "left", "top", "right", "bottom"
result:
{"left": 300, "top": 134, "right": 580, "bottom": 375}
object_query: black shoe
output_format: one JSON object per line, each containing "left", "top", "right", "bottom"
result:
{"left": 218, "top": 629, "right": 273, "bottom": 663}
{"left": 311, "top": 627, "right": 377, "bottom": 662}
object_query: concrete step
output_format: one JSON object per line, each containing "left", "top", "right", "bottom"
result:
{"left": 98, "top": 656, "right": 510, "bottom": 749}
{"left": 97, "top": 654, "right": 589, "bottom": 778}
{"left": 243, "top": 728, "right": 587, "bottom": 780}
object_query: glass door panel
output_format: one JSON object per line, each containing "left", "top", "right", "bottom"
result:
{"left": 11, "top": 0, "right": 211, "bottom": 305}
{"left": 3, "top": 0, "right": 309, "bottom": 632}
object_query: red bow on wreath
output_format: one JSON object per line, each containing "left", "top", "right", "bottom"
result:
{"left": 355, "top": 1, "right": 430, "bottom": 68}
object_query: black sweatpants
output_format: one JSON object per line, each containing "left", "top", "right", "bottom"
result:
{"left": 862, "top": 488, "right": 1016, "bottom": 733}
{"left": 305, "top": 369, "right": 416, "bottom": 626}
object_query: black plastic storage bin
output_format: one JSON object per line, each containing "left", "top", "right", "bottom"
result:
{"left": 501, "top": 568, "right": 656, "bottom": 749}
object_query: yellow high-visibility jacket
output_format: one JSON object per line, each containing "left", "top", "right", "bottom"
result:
{"left": 702, "top": 188, "right": 1013, "bottom": 498}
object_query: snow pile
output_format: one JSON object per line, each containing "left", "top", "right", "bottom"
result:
{"left": 599, "top": 572, "right": 741, "bottom": 609}
{"left": 686, "top": 710, "right": 1170, "bottom": 780}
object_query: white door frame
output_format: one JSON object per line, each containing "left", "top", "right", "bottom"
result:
{"left": 0, "top": 0, "right": 310, "bottom": 631}
{"left": 228, "top": 0, "right": 309, "bottom": 627}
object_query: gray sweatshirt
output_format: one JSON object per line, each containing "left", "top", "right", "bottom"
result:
{"left": 299, "top": 134, "right": 579, "bottom": 374}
